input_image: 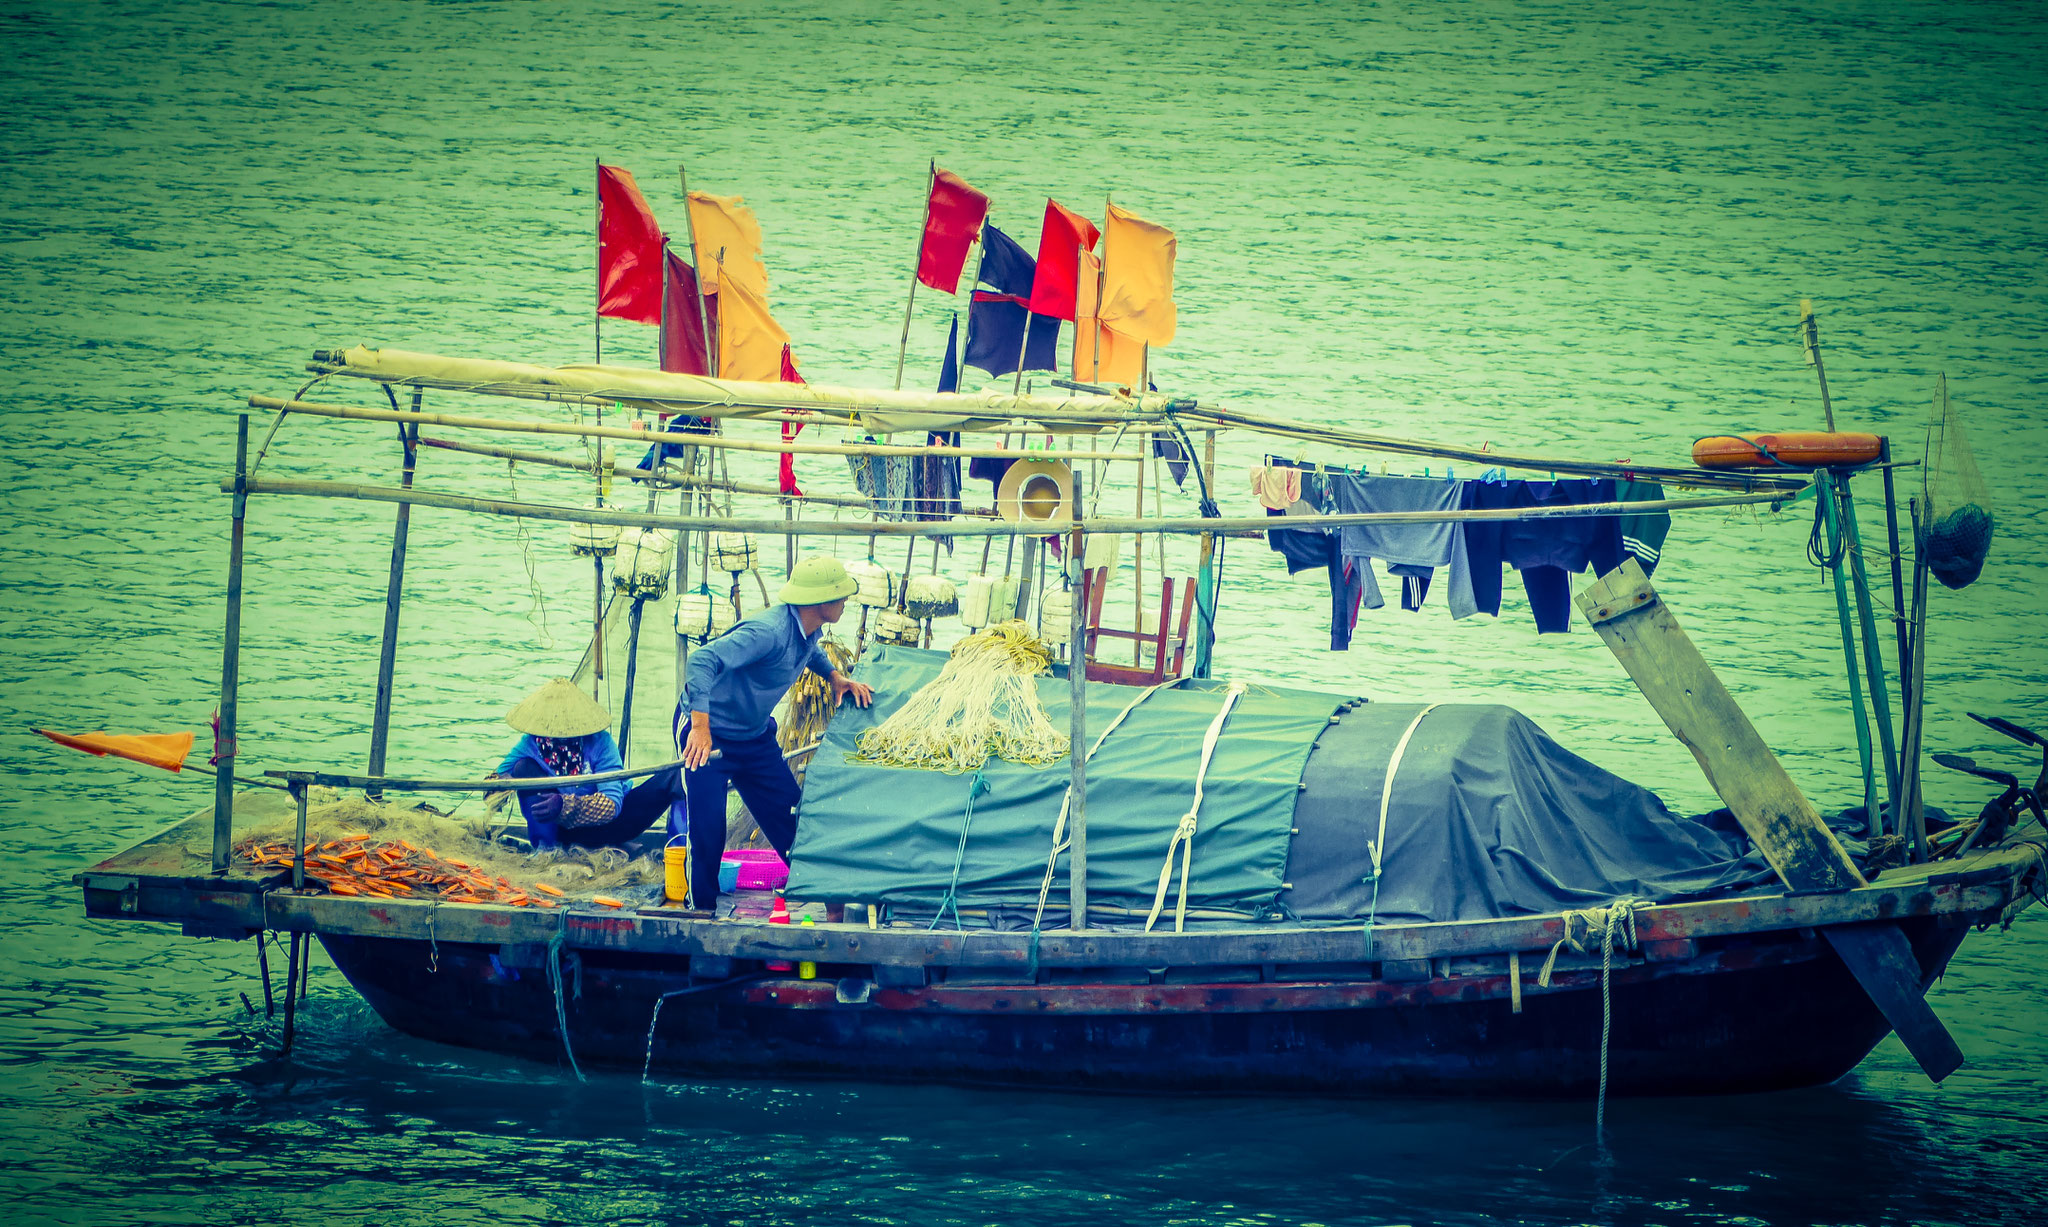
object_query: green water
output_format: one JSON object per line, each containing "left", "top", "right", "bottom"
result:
{"left": 4, "top": 0, "right": 2046, "bottom": 1223}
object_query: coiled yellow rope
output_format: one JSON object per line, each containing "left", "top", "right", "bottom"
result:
{"left": 854, "top": 621, "right": 1069, "bottom": 773}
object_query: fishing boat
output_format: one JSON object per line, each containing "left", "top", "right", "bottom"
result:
{"left": 69, "top": 344, "right": 2045, "bottom": 1099}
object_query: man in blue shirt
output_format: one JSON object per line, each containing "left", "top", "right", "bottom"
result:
{"left": 675, "top": 554, "right": 873, "bottom": 908}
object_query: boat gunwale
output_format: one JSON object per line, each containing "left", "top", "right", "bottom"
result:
{"left": 75, "top": 824, "right": 2045, "bottom": 970}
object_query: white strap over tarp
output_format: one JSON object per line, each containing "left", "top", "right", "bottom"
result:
{"left": 317, "top": 344, "right": 1156, "bottom": 434}
{"left": 1366, "top": 702, "right": 1443, "bottom": 884}
{"left": 1145, "top": 680, "right": 1250, "bottom": 933}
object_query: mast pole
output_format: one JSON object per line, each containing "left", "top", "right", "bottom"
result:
{"left": 1067, "top": 467, "right": 1089, "bottom": 930}
{"left": 366, "top": 390, "right": 421, "bottom": 795}
{"left": 893, "top": 161, "right": 935, "bottom": 391}
{"left": 1799, "top": 298, "right": 1836, "bottom": 432}
{"left": 212, "top": 413, "right": 249, "bottom": 873}
{"left": 677, "top": 164, "right": 715, "bottom": 376}
{"left": 594, "top": 157, "right": 603, "bottom": 366}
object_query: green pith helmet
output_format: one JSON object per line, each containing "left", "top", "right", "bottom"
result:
{"left": 776, "top": 554, "right": 859, "bottom": 606}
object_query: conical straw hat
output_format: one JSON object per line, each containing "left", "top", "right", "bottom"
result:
{"left": 506, "top": 678, "right": 612, "bottom": 737}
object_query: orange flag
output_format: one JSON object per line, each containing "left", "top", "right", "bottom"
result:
{"left": 715, "top": 273, "right": 792, "bottom": 383}
{"left": 1071, "top": 250, "right": 1144, "bottom": 386}
{"left": 37, "top": 729, "right": 195, "bottom": 772}
{"left": 687, "top": 191, "right": 769, "bottom": 299}
{"left": 1099, "top": 201, "right": 1177, "bottom": 347}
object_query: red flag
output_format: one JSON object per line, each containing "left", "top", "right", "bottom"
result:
{"left": 778, "top": 344, "right": 806, "bottom": 496}
{"left": 916, "top": 167, "right": 990, "bottom": 294}
{"left": 1028, "top": 199, "right": 1102, "bottom": 321}
{"left": 658, "top": 245, "right": 710, "bottom": 375}
{"left": 597, "top": 164, "right": 664, "bottom": 325}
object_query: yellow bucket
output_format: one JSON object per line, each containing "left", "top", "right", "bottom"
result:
{"left": 663, "top": 836, "right": 690, "bottom": 905}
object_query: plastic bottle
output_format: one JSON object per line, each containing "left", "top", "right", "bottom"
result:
{"left": 797, "top": 914, "right": 817, "bottom": 980}
{"left": 766, "top": 895, "right": 793, "bottom": 972}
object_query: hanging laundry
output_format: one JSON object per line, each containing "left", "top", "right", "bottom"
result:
{"left": 1457, "top": 478, "right": 1626, "bottom": 633}
{"left": 1264, "top": 467, "right": 1363, "bottom": 650}
{"left": 1250, "top": 465, "right": 1302, "bottom": 510}
{"left": 1615, "top": 479, "right": 1670, "bottom": 574}
{"left": 1325, "top": 472, "right": 1468, "bottom": 613}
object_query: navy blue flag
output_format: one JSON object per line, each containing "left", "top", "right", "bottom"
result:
{"left": 966, "top": 295, "right": 1060, "bottom": 376}
{"left": 962, "top": 221, "right": 1061, "bottom": 377}
{"left": 938, "top": 312, "right": 961, "bottom": 393}
{"left": 977, "top": 223, "right": 1037, "bottom": 297}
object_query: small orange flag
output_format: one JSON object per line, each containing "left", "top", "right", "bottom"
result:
{"left": 1099, "top": 201, "right": 1177, "bottom": 347}
{"left": 715, "top": 273, "right": 792, "bottom": 383}
{"left": 1071, "top": 250, "right": 1145, "bottom": 387}
{"left": 686, "top": 191, "right": 769, "bottom": 299}
{"left": 36, "top": 729, "right": 195, "bottom": 772}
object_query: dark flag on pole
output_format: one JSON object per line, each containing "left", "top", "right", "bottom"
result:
{"left": 658, "top": 245, "right": 711, "bottom": 375}
{"left": 938, "top": 313, "right": 961, "bottom": 393}
{"left": 966, "top": 296, "right": 1060, "bottom": 377}
{"left": 965, "top": 223, "right": 1060, "bottom": 378}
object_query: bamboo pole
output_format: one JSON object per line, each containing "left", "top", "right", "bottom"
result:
{"left": 1882, "top": 459, "right": 1912, "bottom": 706}
{"left": 1902, "top": 498, "right": 1932, "bottom": 861}
{"left": 1815, "top": 471, "right": 1879, "bottom": 821}
{"left": 212, "top": 414, "right": 250, "bottom": 873}
{"left": 227, "top": 476, "right": 1795, "bottom": 537}
{"left": 677, "top": 165, "right": 716, "bottom": 375}
{"left": 418, "top": 434, "right": 879, "bottom": 510}
{"left": 251, "top": 396, "right": 1140, "bottom": 460}
{"left": 1133, "top": 446, "right": 1145, "bottom": 664}
{"left": 594, "top": 157, "right": 603, "bottom": 366}
{"left": 1068, "top": 467, "right": 1088, "bottom": 931}
{"left": 304, "top": 351, "right": 1809, "bottom": 491}
{"left": 894, "top": 162, "right": 935, "bottom": 391}
{"left": 1799, "top": 299, "right": 1836, "bottom": 432}
{"left": 1836, "top": 473, "right": 1902, "bottom": 821}
{"left": 365, "top": 393, "right": 421, "bottom": 794}
{"left": 1192, "top": 428, "right": 1218, "bottom": 678}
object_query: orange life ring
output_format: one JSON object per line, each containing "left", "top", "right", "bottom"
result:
{"left": 1691, "top": 431, "right": 1884, "bottom": 470}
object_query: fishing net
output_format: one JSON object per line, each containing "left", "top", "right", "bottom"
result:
{"left": 853, "top": 621, "right": 1070, "bottom": 773}
{"left": 233, "top": 790, "right": 662, "bottom": 904}
{"left": 1922, "top": 375, "right": 1995, "bottom": 590}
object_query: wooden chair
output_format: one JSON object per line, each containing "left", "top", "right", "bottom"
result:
{"left": 1079, "top": 565, "right": 1198, "bottom": 686}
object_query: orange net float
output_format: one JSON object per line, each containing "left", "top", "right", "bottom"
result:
{"left": 1692, "top": 431, "right": 1884, "bottom": 470}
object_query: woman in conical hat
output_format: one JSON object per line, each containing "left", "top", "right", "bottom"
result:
{"left": 493, "top": 678, "right": 634, "bottom": 850}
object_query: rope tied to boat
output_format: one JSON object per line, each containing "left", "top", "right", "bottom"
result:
{"left": 1536, "top": 896, "right": 1644, "bottom": 1145}
{"left": 930, "top": 768, "right": 991, "bottom": 932}
{"left": 546, "top": 913, "right": 585, "bottom": 1083}
{"left": 1145, "top": 681, "right": 1248, "bottom": 934}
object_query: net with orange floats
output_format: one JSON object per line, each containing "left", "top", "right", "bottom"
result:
{"left": 235, "top": 833, "right": 575, "bottom": 907}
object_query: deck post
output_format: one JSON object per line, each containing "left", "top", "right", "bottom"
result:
{"left": 1577, "top": 559, "right": 1963, "bottom": 1081}
{"left": 212, "top": 414, "right": 250, "bottom": 873}
{"left": 1068, "top": 470, "right": 1089, "bottom": 930}
{"left": 289, "top": 777, "right": 309, "bottom": 891}
{"left": 366, "top": 391, "right": 421, "bottom": 794}
{"left": 1192, "top": 429, "right": 1218, "bottom": 678}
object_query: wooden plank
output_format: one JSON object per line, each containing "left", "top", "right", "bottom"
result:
{"left": 1576, "top": 559, "right": 1962, "bottom": 1080}
{"left": 1577, "top": 560, "right": 1864, "bottom": 892}
{"left": 1822, "top": 924, "right": 1964, "bottom": 1081}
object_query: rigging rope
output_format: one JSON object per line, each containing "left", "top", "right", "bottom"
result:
{"left": 1145, "top": 681, "right": 1248, "bottom": 933}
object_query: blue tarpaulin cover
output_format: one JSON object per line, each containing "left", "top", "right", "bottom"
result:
{"left": 785, "top": 646, "right": 1346, "bottom": 914}
{"left": 1278, "top": 702, "right": 1801, "bottom": 924}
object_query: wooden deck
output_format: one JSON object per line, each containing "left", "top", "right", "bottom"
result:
{"left": 76, "top": 809, "right": 2046, "bottom": 974}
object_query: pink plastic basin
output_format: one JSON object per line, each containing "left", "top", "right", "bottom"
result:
{"left": 721, "top": 848, "right": 789, "bottom": 890}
